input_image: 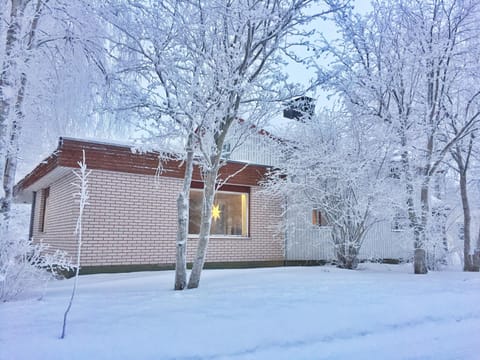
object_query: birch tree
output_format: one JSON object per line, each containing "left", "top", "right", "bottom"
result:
{"left": 320, "top": 0, "right": 480, "bottom": 273}
{"left": 100, "top": 0, "right": 220, "bottom": 290}
{"left": 440, "top": 11, "right": 480, "bottom": 271}
{"left": 0, "top": 0, "right": 108, "bottom": 226}
{"left": 445, "top": 90, "right": 480, "bottom": 271}
{"left": 101, "top": 0, "right": 348, "bottom": 289}
{"left": 0, "top": 0, "right": 40, "bottom": 219}
{"left": 450, "top": 135, "right": 479, "bottom": 271}
{"left": 184, "top": 0, "right": 348, "bottom": 289}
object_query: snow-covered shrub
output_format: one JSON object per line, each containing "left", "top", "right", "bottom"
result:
{"left": 264, "top": 111, "right": 392, "bottom": 270}
{"left": 0, "top": 226, "right": 72, "bottom": 302}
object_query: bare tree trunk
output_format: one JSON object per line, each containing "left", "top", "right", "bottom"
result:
{"left": 1, "top": 121, "right": 20, "bottom": 218}
{"left": 414, "top": 248, "right": 427, "bottom": 274}
{"left": 335, "top": 242, "right": 360, "bottom": 269}
{"left": 174, "top": 136, "right": 194, "bottom": 290}
{"left": 1, "top": 73, "right": 25, "bottom": 219}
{"left": 187, "top": 111, "right": 236, "bottom": 289}
{"left": 459, "top": 162, "right": 475, "bottom": 271}
{"left": 440, "top": 221, "right": 448, "bottom": 266}
{"left": 402, "top": 148, "right": 428, "bottom": 274}
{"left": 0, "top": 2, "right": 25, "bottom": 222}
{"left": 61, "top": 150, "right": 89, "bottom": 339}
{"left": 450, "top": 140, "right": 478, "bottom": 272}
{"left": 406, "top": 184, "right": 428, "bottom": 274}
{"left": 477, "top": 224, "right": 480, "bottom": 250}
{"left": 187, "top": 169, "right": 216, "bottom": 289}
{"left": 415, "top": 182, "right": 429, "bottom": 274}
{"left": 0, "top": 1, "right": 25, "bottom": 156}
{"left": 406, "top": 189, "right": 427, "bottom": 274}
{"left": 474, "top": 225, "right": 480, "bottom": 271}
{"left": 1, "top": 0, "right": 43, "bottom": 223}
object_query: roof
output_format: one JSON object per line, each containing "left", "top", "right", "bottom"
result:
{"left": 14, "top": 137, "right": 273, "bottom": 203}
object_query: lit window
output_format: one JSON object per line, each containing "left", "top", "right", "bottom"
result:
{"left": 189, "top": 189, "right": 248, "bottom": 236}
{"left": 312, "top": 209, "right": 328, "bottom": 226}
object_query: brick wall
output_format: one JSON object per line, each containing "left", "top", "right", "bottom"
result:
{"left": 34, "top": 168, "right": 284, "bottom": 267}
{"left": 31, "top": 172, "right": 78, "bottom": 258}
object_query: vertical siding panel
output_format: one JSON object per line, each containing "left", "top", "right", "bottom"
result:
{"left": 287, "top": 205, "right": 412, "bottom": 262}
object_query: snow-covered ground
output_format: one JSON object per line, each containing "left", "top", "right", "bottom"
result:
{"left": 1, "top": 264, "right": 479, "bottom": 360}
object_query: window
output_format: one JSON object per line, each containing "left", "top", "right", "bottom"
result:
{"left": 391, "top": 212, "right": 407, "bottom": 232}
{"left": 312, "top": 209, "right": 328, "bottom": 226}
{"left": 40, "top": 187, "right": 50, "bottom": 232}
{"left": 189, "top": 189, "right": 248, "bottom": 236}
{"left": 458, "top": 223, "right": 465, "bottom": 241}
{"left": 222, "top": 142, "right": 232, "bottom": 159}
{"left": 389, "top": 164, "right": 401, "bottom": 179}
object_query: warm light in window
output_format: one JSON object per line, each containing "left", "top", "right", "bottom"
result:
{"left": 189, "top": 189, "right": 249, "bottom": 236}
{"left": 212, "top": 203, "right": 221, "bottom": 221}
{"left": 241, "top": 194, "right": 248, "bottom": 236}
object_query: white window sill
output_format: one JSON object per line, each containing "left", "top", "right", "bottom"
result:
{"left": 188, "top": 235, "right": 251, "bottom": 240}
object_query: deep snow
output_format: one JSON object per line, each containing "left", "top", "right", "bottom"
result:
{"left": 1, "top": 264, "right": 479, "bottom": 360}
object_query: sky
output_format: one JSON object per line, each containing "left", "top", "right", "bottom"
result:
{"left": 286, "top": 0, "right": 372, "bottom": 103}
{"left": 269, "top": 0, "right": 372, "bottom": 131}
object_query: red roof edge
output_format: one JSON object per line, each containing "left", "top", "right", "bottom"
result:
{"left": 13, "top": 139, "right": 63, "bottom": 196}
{"left": 14, "top": 137, "right": 271, "bottom": 195}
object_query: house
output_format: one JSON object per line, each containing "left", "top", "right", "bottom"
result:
{"left": 14, "top": 137, "right": 285, "bottom": 273}
{"left": 15, "top": 120, "right": 466, "bottom": 272}
{"left": 14, "top": 136, "right": 418, "bottom": 274}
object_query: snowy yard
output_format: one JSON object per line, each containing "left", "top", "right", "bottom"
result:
{"left": 1, "top": 264, "right": 479, "bottom": 360}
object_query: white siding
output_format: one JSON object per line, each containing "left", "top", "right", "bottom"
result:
{"left": 285, "top": 207, "right": 335, "bottom": 260}
{"left": 285, "top": 205, "right": 413, "bottom": 262}
{"left": 227, "top": 135, "right": 280, "bottom": 167}
{"left": 227, "top": 137, "right": 415, "bottom": 261}
{"left": 359, "top": 223, "right": 413, "bottom": 260}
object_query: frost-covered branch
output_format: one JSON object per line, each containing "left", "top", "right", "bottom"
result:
{"left": 60, "top": 149, "right": 90, "bottom": 339}
{"left": 99, "top": 0, "right": 347, "bottom": 289}
{"left": 264, "top": 110, "right": 392, "bottom": 269}
{"left": 318, "top": 0, "right": 480, "bottom": 273}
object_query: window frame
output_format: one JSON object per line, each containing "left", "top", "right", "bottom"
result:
{"left": 312, "top": 208, "right": 329, "bottom": 227}
{"left": 39, "top": 187, "right": 50, "bottom": 233}
{"left": 188, "top": 187, "right": 250, "bottom": 238}
{"left": 391, "top": 211, "right": 407, "bottom": 232}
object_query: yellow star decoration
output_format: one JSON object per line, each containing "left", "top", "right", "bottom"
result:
{"left": 211, "top": 204, "right": 221, "bottom": 221}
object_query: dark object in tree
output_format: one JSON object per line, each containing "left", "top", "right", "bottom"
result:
{"left": 283, "top": 96, "right": 315, "bottom": 121}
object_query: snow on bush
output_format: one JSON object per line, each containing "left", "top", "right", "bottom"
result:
{"left": 0, "top": 224, "right": 72, "bottom": 302}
